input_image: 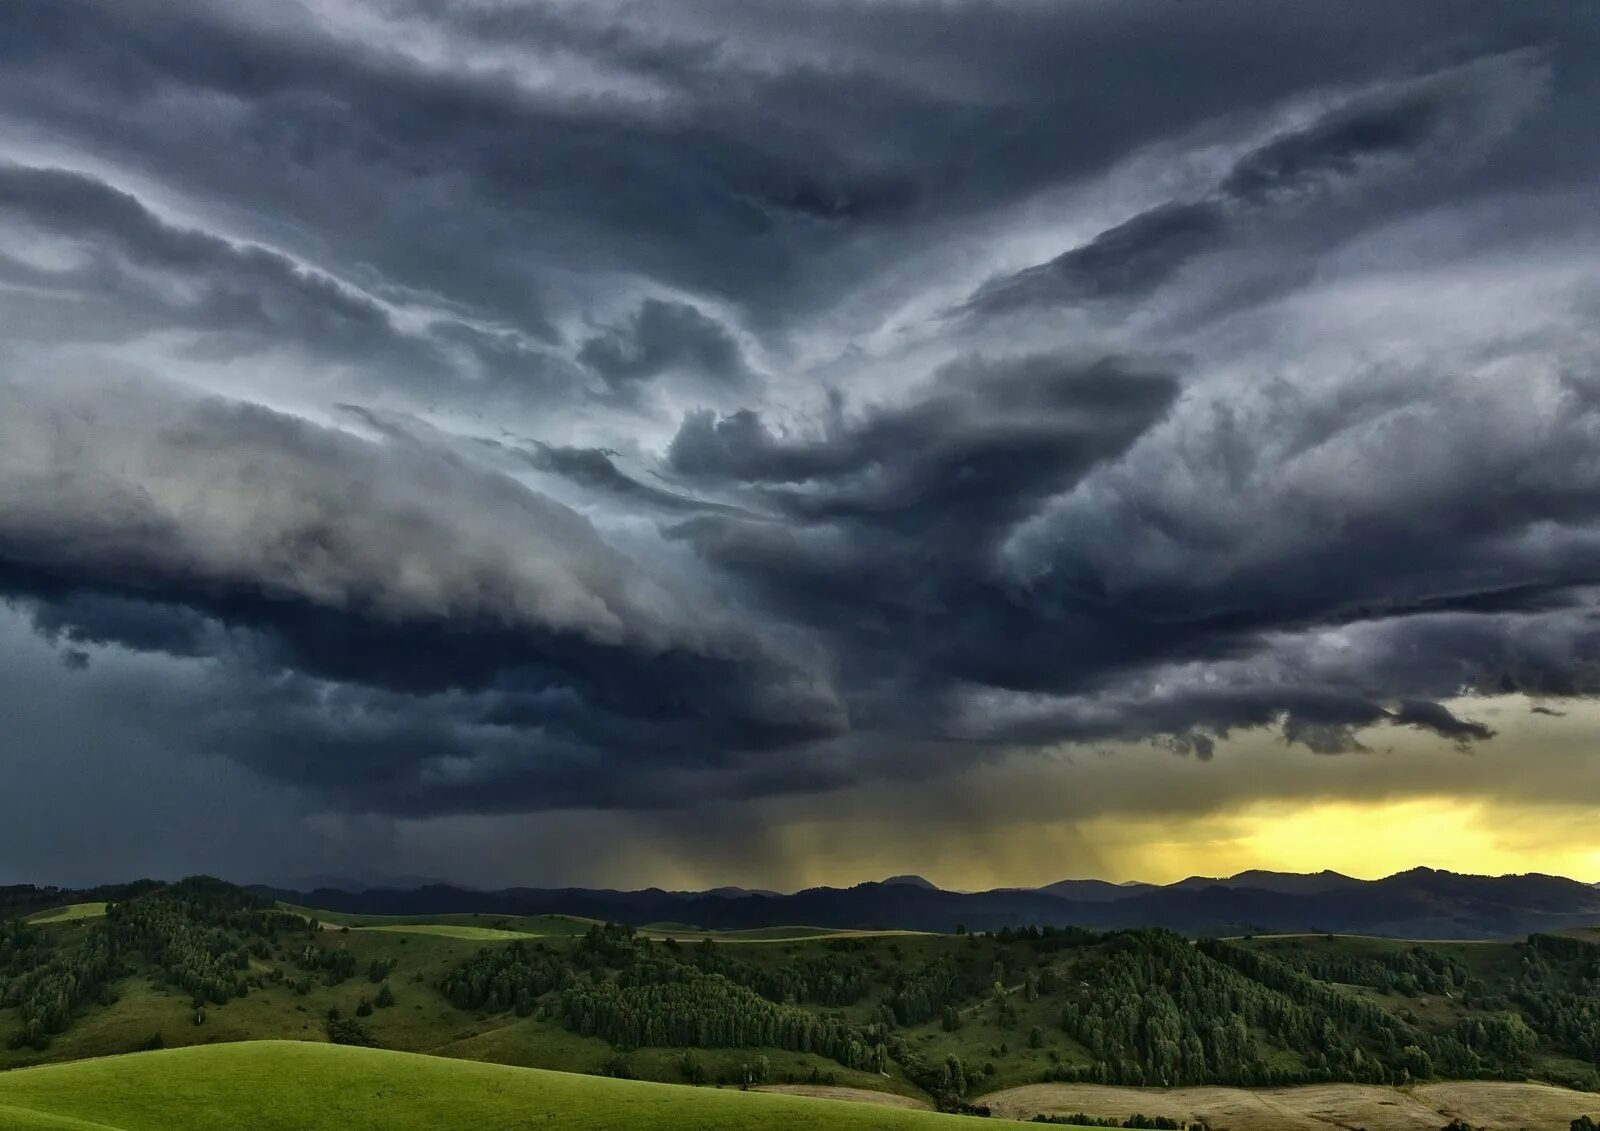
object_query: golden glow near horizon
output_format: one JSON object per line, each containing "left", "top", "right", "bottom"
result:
{"left": 397, "top": 695, "right": 1600, "bottom": 892}
{"left": 746, "top": 798, "right": 1600, "bottom": 892}
{"left": 1061, "top": 798, "right": 1600, "bottom": 887}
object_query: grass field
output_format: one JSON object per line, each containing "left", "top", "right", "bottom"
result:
{"left": 637, "top": 923, "right": 933, "bottom": 942}
{"left": 350, "top": 923, "right": 543, "bottom": 940}
{"left": 983, "top": 1080, "right": 1600, "bottom": 1131}
{"left": 0, "top": 1041, "right": 1020, "bottom": 1130}
{"left": 279, "top": 906, "right": 597, "bottom": 935}
{"left": 298, "top": 909, "right": 927, "bottom": 945}
{"left": 21, "top": 904, "right": 107, "bottom": 926}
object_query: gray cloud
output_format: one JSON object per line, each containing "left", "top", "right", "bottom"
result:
{"left": 0, "top": 373, "right": 844, "bottom": 812}
{"left": 0, "top": 0, "right": 1598, "bottom": 881}
{"left": 579, "top": 299, "right": 750, "bottom": 391}
{"left": 969, "top": 50, "right": 1553, "bottom": 316}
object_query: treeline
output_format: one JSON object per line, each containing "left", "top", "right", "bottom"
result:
{"left": 561, "top": 969, "right": 888, "bottom": 1071}
{"left": 0, "top": 881, "right": 163, "bottom": 922}
{"left": 1044, "top": 932, "right": 1547, "bottom": 1087}
{"left": 437, "top": 920, "right": 1600, "bottom": 1091}
{"left": 1261, "top": 942, "right": 1475, "bottom": 998}
{"left": 450, "top": 925, "right": 892, "bottom": 1071}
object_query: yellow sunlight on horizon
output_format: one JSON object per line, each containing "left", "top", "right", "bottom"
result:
{"left": 767, "top": 796, "right": 1600, "bottom": 892}
{"left": 1066, "top": 797, "right": 1600, "bottom": 887}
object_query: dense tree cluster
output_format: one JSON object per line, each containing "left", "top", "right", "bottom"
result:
{"left": 1263, "top": 943, "right": 1473, "bottom": 998}
{"left": 1058, "top": 931, "right": 1335, "bottom": 1086}
{"left": 325, "top": 1016, "right": 380, "bottom": 1047}
{"left": 1, "top": 924, "right": 117, "bottom": 1049}
{"left": 887, "top": 958, "right": 967, "bottom": 1026}
{"left": 1047, "top": 933, "right": 1560, "bottom": 1088}
{"left": 295, "top": 942, "right": 358, "bottom": 986}
{"left": 108, "top": 879, "right": 310, "bottom": 1005}
{"left": 3, "top": 877, "right": 319, "bottom": 1047}
{"left": 441, "top": 940, "right": 569, "bottom": 1014}
{"left": 432, "top": 919, "right": 1600, "bottom": 1091}
{"left": 686, "top": 939, "right": 872, "bottom": 1007}
{"left": 561, "top": 968, "right": 888, "bottom": 1070}
{"left": 1507, "top": 937, "right": 1600, "bottom": 1084}
{"left": 112, "top": 900, "right": 250, "bottom": 1006}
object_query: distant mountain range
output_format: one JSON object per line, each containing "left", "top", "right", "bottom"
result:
{"left": 251, "top": 867, "right": 1600, "bottom": 940}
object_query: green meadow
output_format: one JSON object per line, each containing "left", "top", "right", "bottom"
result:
{"left": 0, "top": 1041, "right": 1016, "bottom": 1130}
{"left": 19, "top": 905, "right": 106, "bottom": 927}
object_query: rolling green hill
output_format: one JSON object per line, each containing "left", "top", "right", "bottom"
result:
{"left": 0, "top": 1041, "right": 1012, "bottom": 1130}
{"left": 4, "top": 876, "right": 1600, "bottom": 1122}
{"left": 19, "top": 905, "right": 107, "bottom": 927}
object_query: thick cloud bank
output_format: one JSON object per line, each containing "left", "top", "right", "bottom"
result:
{"left": 1, "top": 0, "right": 1599, "bottom": 861}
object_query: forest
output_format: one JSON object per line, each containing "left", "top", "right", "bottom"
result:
{"left": 4, "top": 879, "right": 1600, "bottom": 1113}
{"left": 435, "top": 917, "right": 1600, "bottom": 1104}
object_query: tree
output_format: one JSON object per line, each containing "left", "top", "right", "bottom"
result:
{"left": 944, "top": 1055, "right": 967, "bottom": 1097}
{"left": 376, "top": 981, "right": 396, "bottom": 1008}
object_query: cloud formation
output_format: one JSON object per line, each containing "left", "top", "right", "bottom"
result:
{"left": 0, "top": 0, "right": 1598, "bottom": 882}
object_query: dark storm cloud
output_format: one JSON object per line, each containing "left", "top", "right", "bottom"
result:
{"left": 0, "top": 374, "right": 844, "bottom": 810}
{"left": 665, "top": 354, "right": 1187, "bottom": 700}
{"left": 579, "top": 299, "right": 751, "bottom": 391}
{"left": 969, "top": 49, "right": 1551, "bottom": 315}
{"left": 0, "top": 0, "right": 1598, "bottom": 856}
{"left": 0, "top": 164, "right": 415, "bottom": 362}
{"left": 508, "top": 442, "right": 754, "bottom": 518}
{"left": 1391, "top": 700, "right": 1495, "bottom": 746}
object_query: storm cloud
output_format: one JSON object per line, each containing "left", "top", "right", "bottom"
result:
{"left": 1, "top": 0, "right": 1599, "bottom": 884}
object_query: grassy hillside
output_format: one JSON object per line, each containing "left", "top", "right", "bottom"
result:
{"left": 20, "top": 906, "right": 107, "bottom": 928}
{"left": 4, "top": 878, "right": 1600, "bottom": 1118}
{"left": 0, "top": 1041, "right": 1013, "bottom": 1130}
{"left": 985, "top": 1079, "right": 1600, "bottom": 1131}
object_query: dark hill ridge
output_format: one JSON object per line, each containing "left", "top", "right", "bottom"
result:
{"left": 250, "top": 867, "right": 1600, "bottom": 940}
{"left": 1168, "top": 868, "right": 1362, "bottom": 896}
{"left": 1035, "top": 877, "right": 1159, "bottom": 901}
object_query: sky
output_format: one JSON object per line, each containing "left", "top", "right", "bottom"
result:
{"left": 2, "top": 0, "right": 1599, "bottom": 892}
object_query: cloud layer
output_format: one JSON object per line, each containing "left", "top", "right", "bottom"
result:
{"left": 1, "top": 0, "right": 1598, "bottom": 882}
